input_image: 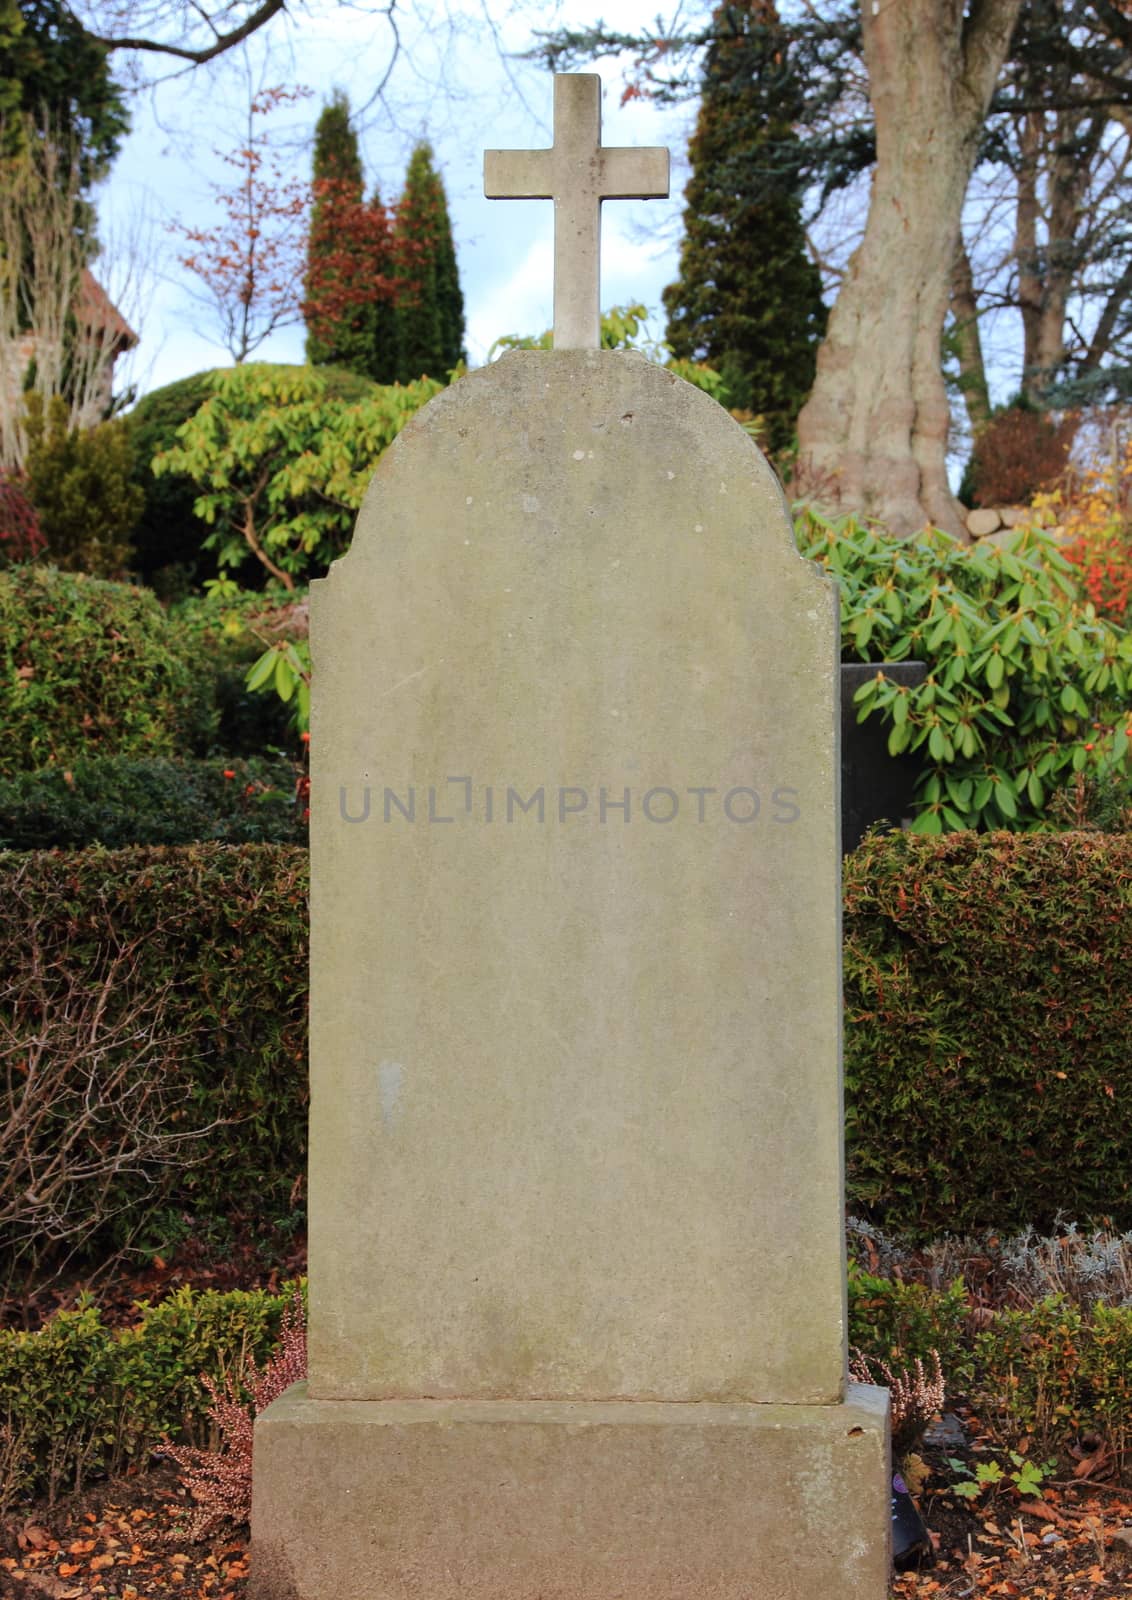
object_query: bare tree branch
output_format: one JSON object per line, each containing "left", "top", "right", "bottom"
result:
{"left": 85, "top": 0, "right": 288, "bottom": 65}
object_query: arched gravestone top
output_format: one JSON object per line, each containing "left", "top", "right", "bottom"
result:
{"left": 307, "top": 348, "right": 847, "bottom": 1406}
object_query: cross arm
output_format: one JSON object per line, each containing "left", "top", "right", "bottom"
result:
{"left": 594, "top": 146, "right": 669, "bottom": 200}
{"left": 484, "top": 148, "right": 556, "bottom": 200}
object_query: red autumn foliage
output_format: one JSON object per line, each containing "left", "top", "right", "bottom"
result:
{"left": 0, "top": 469, "right": 46, "bottom": 562}
{"left": 171, "top": 87, "right": 312, "bottom": 364}
{"left": 301, "top": 177, "right": 400, "bottom": 350}
{"left": 969, "top": 406, "right": 1077, "bottom": 508}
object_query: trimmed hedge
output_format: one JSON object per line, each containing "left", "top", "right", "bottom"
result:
{"left": 0, "top": 1285, "right": 291, "bottom": 1508}
{"left": 0, "top": 756, "right": 304, "bottom": 849}
{"left": 843, "top": 830, "right": 1132, "bottom": 1237}
{"left": 1, "top": 831, "right": 1128, "bottom": 1274}
{"left": 0, "top": 845, "right": 309, "bottom": 1266}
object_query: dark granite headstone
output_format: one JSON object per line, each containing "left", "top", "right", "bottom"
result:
{"left": 841, "top": 663, "right": 928, "bottom": 853}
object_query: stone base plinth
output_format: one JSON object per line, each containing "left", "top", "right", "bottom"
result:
{"left": 249, "top": 1384, "right": 890, "bottom": 1599}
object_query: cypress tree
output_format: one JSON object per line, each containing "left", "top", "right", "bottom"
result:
{"left": 304, "top": 91, "right": 396, "bottom": 376}
{"left": 662, "top": 0, "right": 826, "bottom": 450}
{"left": 393, "top": 142, "right": 465, "bottom": 383}
{"left": 367, "top": 183, "right": 400, "bottom": 385}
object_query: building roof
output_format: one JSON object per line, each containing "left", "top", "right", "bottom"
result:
{"left": 77, "top": 269, "right": 138, "bottom": 352}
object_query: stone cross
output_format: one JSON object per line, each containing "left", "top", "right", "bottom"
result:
{"left": 484, "top": 73, "right": 669, "bottom": 350}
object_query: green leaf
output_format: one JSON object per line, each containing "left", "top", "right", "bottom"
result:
{"left": 273, "top": 653, "right": 295, "bottom": 703}
{"left": 994, "top": 780, "right": 1017, "bottom": 819}
{"left": 246, "top": 648, "right": 279, "bottom": 692}
{"left": 927, "top": 615, "right": 952, "bottom": 651}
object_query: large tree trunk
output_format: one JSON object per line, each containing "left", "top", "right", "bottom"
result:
{"left": 796, "top": 0, "right": 1022, "bottom": 537}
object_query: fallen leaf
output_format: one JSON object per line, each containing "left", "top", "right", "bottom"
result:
{"left": 1017, "top": 1499, "right": 1064, "bottom": 1524}
{"left": 1073, "top": 1444, "right": 1112, "bottom": 1479}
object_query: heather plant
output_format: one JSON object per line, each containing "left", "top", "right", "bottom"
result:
{"left": 164, "top": 1288, "right": 307, "bottom": 1536}
{"left": 799, "top": 510, "right": 1132, "bottom": 831}
{"left": 848, "top": 1348, "right": 946, "bottom": 1454}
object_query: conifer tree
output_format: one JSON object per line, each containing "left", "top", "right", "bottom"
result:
{"left": 367, "top": 183, "right": 400, "bottom": 385}
{"left": 304, "top": 90, "right": 396, "bottom": 376}
{"left": 393, "top": 142, "right": 465, "bottom": 383}
{"left": 662, "top": 0, "right": 825, "bottom": 450}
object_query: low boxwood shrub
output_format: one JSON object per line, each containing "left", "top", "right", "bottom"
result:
{"left": 4, "top": 1272, "right": 1130, "bottom": 1513}
{"left": 848, "top": 1263, "right": 971, "bottom": 1382}
{"left": 0, "top": 1285, "right": 291, "bottom": 1509}
{"left": 844, "top": 830, "right": 1132, "bottom": 1238}
{"left": 0, "top": 756, "right": 304, "bottom": 849}
{"left": 973, "top": 1296, "right": 1132, "bottom": 1461}
{"left": 0, "top": 567, "right": 207, "bottom": 775}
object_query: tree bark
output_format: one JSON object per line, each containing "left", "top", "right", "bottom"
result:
{"left": 796, "top": 0, "right": 1023, "bottom": 537}
{"left": 1015, "top": 111, "right": 1044, "bottom": 399}
{"left": 950, "top": 236, "right": 992, "bottom": 435}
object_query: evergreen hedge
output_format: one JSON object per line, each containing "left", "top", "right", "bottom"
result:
{"left": 0, "top": 844, "right": 309, "bottom": 1270}
{"left": 843, "top": 830, "right": 1132, "bottom": 1236}
{"left": 0, "top": 831, "right": 1127, "bottom": 1277}
{"left": 0, "top": 756, "right": 303, "bottom": 850}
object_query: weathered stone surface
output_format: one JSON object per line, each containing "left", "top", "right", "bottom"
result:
{"left": 250, "top": 1384, "right": 891, "bottom": 1600}
{"left": 306, "top": 349, "right": 846, "bottom": 1406}
{"left": 967, "top": 507, "right": 1002, "bottom": 538}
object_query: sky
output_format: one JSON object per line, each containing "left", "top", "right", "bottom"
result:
{"left": 95, "top": 0, "right": 702, "bottom": 400}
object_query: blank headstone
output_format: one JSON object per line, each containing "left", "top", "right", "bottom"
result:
{"left": 250, "top": 73, "right": 889, "bottom": 1600}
